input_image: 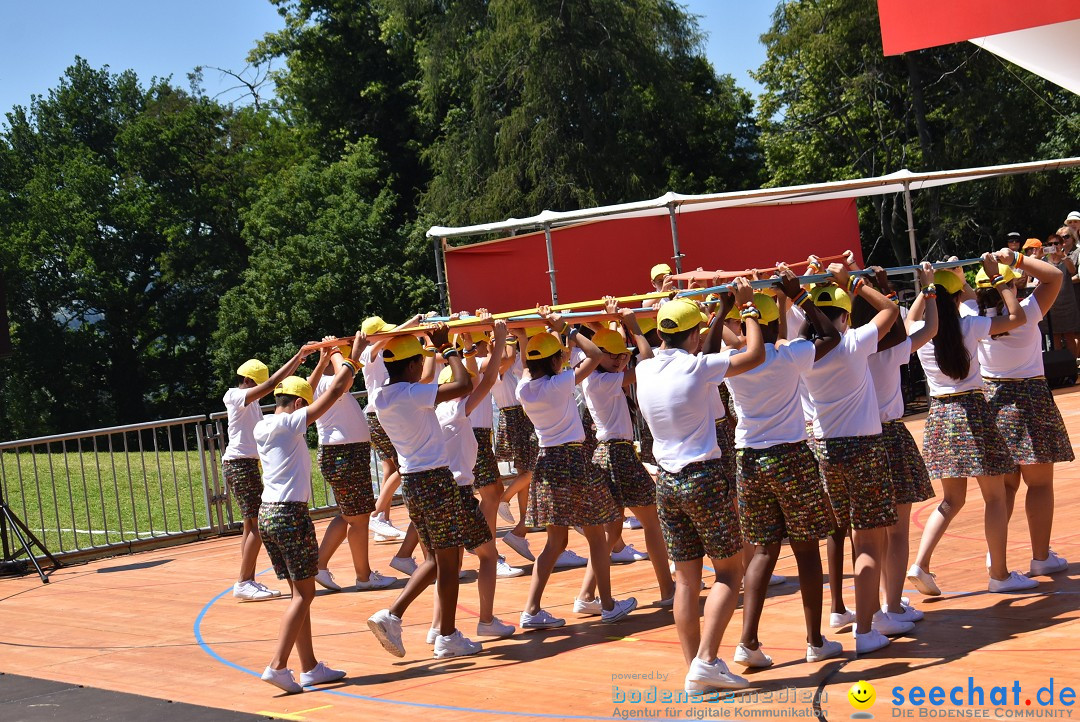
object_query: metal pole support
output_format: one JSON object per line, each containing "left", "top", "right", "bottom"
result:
{"left": 543, "top": 224, "right": 558, "bottom": 305}
{"left": 667, "top": 204, "right": 685, "bottom": 274}
{"left": 434, "top": 236, "right": 449, "bottom": 314}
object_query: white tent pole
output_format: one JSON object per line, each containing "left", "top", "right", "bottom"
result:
{"left": 434, "top": 237, "right": 449, "bottom": 313}
{"left": 667, "top": 203, "right": 685, "bottom": 274}
{"left": 543, "top": 223, "right": 558, "bottom": 304}
{"left": 903, "top": 181, "right": 919, "bottom": 267}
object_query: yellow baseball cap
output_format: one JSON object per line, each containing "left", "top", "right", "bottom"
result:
{"left": 236, "top": 359, "right": 269, "bottom": 385}
{"left": 725, "top": 293, "right": 779, "bottom": 324}
{"left": 637, "top": 316, "right": 657, "bottom": 335}
{"left": 650, "top": 263, "right": 672, "bottom": 281}
{"left": 437, "top": 364, "right": 476, "bottom": 384}
{"left": 974, "top": 264, "right": 1017, "bottom": 289}
{"left": 361, "top": 316, "right": 395, "bottom": 335}
{"left": 525, "top": 332, "right": 564, "bottom": 360}
{"left": 525, "top": 325, "right": 547, "bottom": 337}
{"left": 811, "top": 284, "right": 852, "bottom": 313}
{"left": 382, "top": 335, "right": 433, "bottom": 362}
{"left": 933, "top": 269, "right": 964, "bottom": 295}
{"left": 275, "top": 376, "right": 313, "bottom": 405}
{"left": 656, "top": 299, "right": 702, "bottom": 334}
{"left": 593, "top": 329, "right": 632, "bottom": 355}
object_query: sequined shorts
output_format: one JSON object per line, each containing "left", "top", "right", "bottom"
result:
{"left": 258, "top": 502, "right": 318, "bottom": 581}
{"left": 318, "top": 442, "right": 376, "bottom": 516}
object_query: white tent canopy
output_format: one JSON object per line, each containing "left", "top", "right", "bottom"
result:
{"left": 428, "top": 157, "right": 1080, "bottom": 239}
{"left": 971, "top": 19, "right": 1080, "bottom": 96}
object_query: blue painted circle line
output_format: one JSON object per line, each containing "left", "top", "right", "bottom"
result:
{"left": 193, "top": 582, "right": 707, "bottom": 721}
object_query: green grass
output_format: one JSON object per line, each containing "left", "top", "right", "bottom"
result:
{"left": 1, "top": 445, "right": 340, "bottom": 558}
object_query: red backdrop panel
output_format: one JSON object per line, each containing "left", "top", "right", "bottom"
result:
{"left": 878, "top": 0, "right": 1080, "bottom": 56}
{"left": 443, "top": 199, "right": 861, "bottom": 314}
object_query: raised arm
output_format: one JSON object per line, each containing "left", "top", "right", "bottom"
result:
{"left": 246, "top": 345, "right": 311, "bottom": 406}
{"left": 981, "top": 252, "right": 1025, "bottom": 335}
{"left": 1002, "top": 247, "right": 1063, "bottom": 318}
{"left": 777, "top": 266, "right": 841, "bottom": 361}
{"left": 306, "top": 331, "right": 366, "bottom": 425}
{"left": 906, "top": 262, "right": 939, "bottom": 352}
{"left": 465, "top": 319, "right": 507, "bottom": 415}
{"left": 827, "top": 263, "right": 899, "bottom": 343}
{"left": 429, "top": 323, "right": 472, "bottom": 404}
{"left": 868, "top": 266, "right": 908, "bottom": 352}
{"left": 306, "top": 337, "right": 334, "bottom": 389}
{"left": 726, "top": 277, "right": 766, "bottom": 376}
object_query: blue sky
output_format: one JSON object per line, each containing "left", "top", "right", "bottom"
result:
{"left": 0, "top": 1, "right": 774, "bottom": 119}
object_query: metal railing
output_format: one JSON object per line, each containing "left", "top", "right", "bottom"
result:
{"left": 0, "top": 390, "right": 386, "bottom": 564}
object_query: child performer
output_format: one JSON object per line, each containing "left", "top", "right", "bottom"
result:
{"left": 907, "top": 254, "right": 1033, "bottom": 596}
{"left": 575, "top": 307, "right": 675, "bottom": 612}
{"left": 422, "top": 319, "right": 517, "bottom": 649}
{"left": 359, "top": 315, "right": 422, "bottom": 575}
{"left": 975, "top": 249, "right": 1072, "bottom": 577}
{"left": 636, "top": 279, "right": 765, "bottom": 694}
{"left": 517, "top": 308, "right": 638, "bottom": 629}
{"left": 223, "top": 348, "right": 310, "bottom": 601}
{"left": 724, "top": 269, "right": 843, "bottom": 668}
{"left": 366, "top": 325, "right": 488, "bottom": 659}
{"left": 802, "top": 262, "right": 904, "bottom": 655}
{"left": 255, "top": 334, "right": 362, "bottom": 693}
{"left": 461, "top": 325, "right": 526, "bottom": 579}
{"left": 306, "top": 341, "right": 396, "bottom": 592}
{"left": 493, "top": 330, "right": 540, "bottom": 562}
{"left": 860, "top": 263, "right": 937, "bottom": 625}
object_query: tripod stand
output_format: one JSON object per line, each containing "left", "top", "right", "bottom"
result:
{"left": 1, "top": 500, "right": 61, "bottom": 584}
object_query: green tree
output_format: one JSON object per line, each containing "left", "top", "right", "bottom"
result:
{"left": 0, "top": 59, "right": 297, "bottom": 438}
{"left": 402, "top": 0, "right": 763, "bottom": 226}
{"left": 755, "top": 0, "right": 1080, "bottom": 263}
{"left": 212, "top": 138, "right": 435, "bottom": 387}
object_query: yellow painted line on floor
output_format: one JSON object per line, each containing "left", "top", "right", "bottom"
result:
{"left": 256, "top": 704, "right": 333, "bottom": 721}
{"left": 606, "top": 635, "right": 639, "bottom": 641}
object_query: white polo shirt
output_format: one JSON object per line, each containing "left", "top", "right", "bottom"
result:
{"left": 371, "top": 382, "right": 448, "bottom": 473}
{"left": 803, "top": 324, "right": 882, "bottom": 439}
{"left": 492, "top": 355, "right": 522, "bottom": 409}
{"left": 313, "top": 374, "right": 370, "bottom": 446}
{"left": 581, "top": 371, "right": 633, "bottom": 442}
{"left": 918, "top": 315, "right": 993, "bottom": 396}
{"left": 360, "top": 345, "right": 388, "bottom": 414}
{"left": 517, "top": 370, "right": 585, "bottom": 447}
{"left": 635, "top": 348, "right": 733, "bottom": 473}
{"left": 222, "top": 387, "right": 263, "bottom": 461}
{"left": 725, "top": 340, "right": 815, "bottom": 449}
{"left": 976, "top": 295, "right": 1046, "bottom": 379}
{"left": 436, "top": 398, "right": 477, "bottom": 487}
{"left": 867, "top": 338, "right": 911, "bottom": 423}
{"left": 256, "top": 408, "right": 311, "bottom": 504}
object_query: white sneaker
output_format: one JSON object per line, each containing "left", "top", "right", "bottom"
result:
{"left": 1030, "top": 551, "right": 1069, "bottom": 576}
{"left": 314, "top": 569, "right": 342, "bottom": 591}
{"left": 433, "top": 629, "right": 483, "bottom": 659}
{"left": 234, "top": 580, "right": 276, "bottom": 602}
{"left": 768, "top": 574, "right": 786, "bottom": 586}
{"left": 261, "top": 665, "right": 302, "bottom": 694}
{"left": 685, "top": 657, "right": 748, "bottom": 694}
{"left": 367, "top": 609, "right": 406, "bottom": 657}
{"left": 502, "top": 532, "right": 534, "bottom": 561}
{"left": 370, "top": 513, "right": 406, "bottom": 540}
{"left": 906, "top": 564, "right": 941, "bottom": 596}
{"left": 498, "top": 501, "right": 515, "bottom": 524}
{"left": 872, "top": 610, "right": 916, "bottom": 636}
{"left": 554, "top": 549, "right": 588, "bottom": 569}
{"left": 477, "top": 616, "right": 515, "bottom": 638}
{"left": 623, "top": 516, "right": 642, "bottom": 530}
{"left": 573, "top": 598, "right": 603, "bottom": 616}
{"left": 520, "top": 609, "right": 565, "bottom": 629}
{"left": 389, "top": 556, "right": 418, "bottom": 576}
{"left": 988, "top": 570, "right": 1040, "bottom": 593}
{"left": 601, "top": 597, "right": 638, "bottom": 623}
{"left": 854, "top": 629, "right": 890, "bottom": 655}
{"left": 355, "top": 570, "right": 397, "bottom": 591}
{"left": 299, "top": 661, "right": 346, "bottom": 686}
{"left": 806, "top": 638, "right": 843, "bottom": 662}
{"left": 733, "top": 643, "right": 773, "bottom": 668}
{"left": 881, "top": 603, "right": 923, "bottom": 622}
{"left": 252, "top": 580, "right": 282, "bottom": 596}
{"left": 829, "top": 608, "right": 856, "bottom": 629}
{"left": 426, "top": 627, "right": 439, "bottom": 645}
{"left": 373, "top": 532, "right": 398, "bottom": 543}
{"left": 611, "top": 544, "right": 648, "bottom": 563}
{"left": 496, "top": 557, "right": 524, "bottom": 578}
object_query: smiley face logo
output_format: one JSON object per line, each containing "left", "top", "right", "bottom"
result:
{"left": 848, "top": 680, "right": 877, "bottom": 713}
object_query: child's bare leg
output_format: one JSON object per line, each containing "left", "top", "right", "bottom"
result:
{"left": 269, "top": 577, "right": 316, "bottom": 670}
{"left": 239, "top": 517, "right": 262, "bottom": 582}
{"left": 630, "top": 504, "right": 674, "bottom": 599}
{"left": 578, "top": 519, "right": 622, "bottom": 601}
{"left": 524, "top": 526, "right": 569, "bottom": 614}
